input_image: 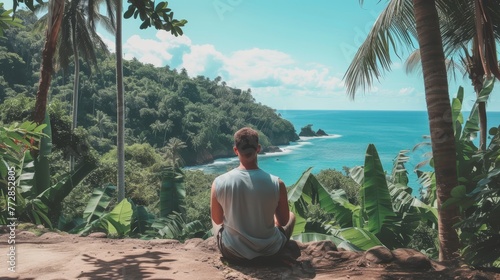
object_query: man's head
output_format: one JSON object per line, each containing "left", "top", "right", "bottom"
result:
{"left": 234, "top": 127, "right": 260, "bottom": 157}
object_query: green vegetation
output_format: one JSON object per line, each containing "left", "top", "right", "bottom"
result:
{"left": 1, "top": 1, "right": 500, "bottom": 270}
{"left": 0, "top": 10, "right": 297, "bottom": 242}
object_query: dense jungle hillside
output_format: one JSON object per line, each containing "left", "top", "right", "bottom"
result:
{"left": 0, "top": 11, "right": 299, "bottom": 166}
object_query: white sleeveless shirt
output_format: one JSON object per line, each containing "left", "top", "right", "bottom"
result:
{"left": 214, "top": 168, "right": 286, "bottom": 259}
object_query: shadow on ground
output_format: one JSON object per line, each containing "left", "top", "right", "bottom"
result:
{"left": 78, "top": 250, "right": 174, "bottom": 280}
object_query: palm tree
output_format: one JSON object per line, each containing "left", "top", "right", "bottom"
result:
{"left": 412, "top": 0, "right": 460, "bottom": 261}
{"left": 33, "top": 0, "right": 65, "bottom": 126}
{"left": 345, "top": 0, "right": 460, "bottom": 260}
{"left": 405, "top": 0, "right": 500, "bottom": 150}
{"left": 443, "top": 0, "right": 500, "bottom": 150}
{"left": 92, "top": 110, "right": 112, "bottom": 138}
{"left": 37, "top": 0, "right": 114, "bottom": 170}
{"left": 116, "top": 1, "right": 187, "bottom": 202}
{"left": 59, "top": 0, "right": 113, "bottom": 128}
{"left": 162, "top": 137, "right": 187, "bottom": 169}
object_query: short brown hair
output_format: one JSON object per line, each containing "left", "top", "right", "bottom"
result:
{"left": 234, "top": 127, "right": 259, "bottom": 154}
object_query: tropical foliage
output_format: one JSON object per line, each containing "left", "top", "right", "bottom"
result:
{"left": 416, "top": 84, "right": 500, "bottom": 267}
{"left": 2, "top": 0, "right": 500, "bottom": 270}
{"left": 288, "top": 144, "right": 437, "bottom": 253}
{"left": 0, "top": 11, "right": 298, "bottom": 167}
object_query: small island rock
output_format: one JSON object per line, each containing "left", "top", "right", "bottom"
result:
{"left": 316, "top": 129, "right": 328, "bottom": 136}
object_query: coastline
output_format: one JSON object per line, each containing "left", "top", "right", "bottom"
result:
{"left": 183, "top": 134, "right": 339, "bottom": 174}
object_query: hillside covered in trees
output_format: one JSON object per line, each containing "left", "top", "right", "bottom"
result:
{"left": 0, "top": 10, "right": 299, "bottom": 167}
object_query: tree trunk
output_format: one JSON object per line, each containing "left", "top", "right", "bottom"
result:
{"left": 70, "top": 23, "right": 80, "bottom": 171}
{"left": 33, "top": 0, "right": 65, "bottom": 125}
{"left": 116, "top": 0, "right": 125, "bottom": 202}
{"left": 412, "top": 0, "right": 460, "bottom": 261}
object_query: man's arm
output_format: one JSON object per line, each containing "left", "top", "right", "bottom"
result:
{"left": 210, "top": 181, "right": 224, "bottom": 225}
{"left": 274, "top": 179, "right": 290, "bottom": 227}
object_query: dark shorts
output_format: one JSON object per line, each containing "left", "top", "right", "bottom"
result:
{"left": 216, "top": 226, "right": 286, "bottom": 262}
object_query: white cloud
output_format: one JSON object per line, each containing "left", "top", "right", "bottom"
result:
{"left": 180, "top": 44, "right": 225, "bottom": 76}
{"left": 399, "top": 87, "right": 416, "bottom": 95}
{"left": 105, "top": 32, "right": 347, "bottom": 105}
{"left": 99, "top": 33, "right": 115, "bottom": 53}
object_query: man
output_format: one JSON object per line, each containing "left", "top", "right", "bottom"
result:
{"left": 211, "top": 127, "right": 295, "bottom": 262}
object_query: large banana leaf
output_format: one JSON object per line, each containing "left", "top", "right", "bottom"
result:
{"left": 288, "top": 167, "right": 356, "bottom": 228}
{"left": 38, "top": 159, "right": 98, "bottom": 209}
{"left": 287, "top": 167, "right": 314, "bottom": 203}
{"left": 83, "top": 185, "right": 116, "bottom": 222}
{"left": 131, "top": 204, "right": 154, "bottom": 234}
{"left": 292, "top": 232, "right": 361, "bottom": 251}
{"left": 348, "top": 166, "right": 364, "bottom": 185}
{"left": 336, "top": 227, "right": 382, "bottom": 251}
{"left": 159, "top": 171, "right": 186, "bottom": 217}
{"left": 288, "top": 167, "right": 314, "bottom": 222}
{"left": 461, "top": 77, "right": 494, "bottom": 141}
{"left": 292, "top": 168, "right": 334, "bottom": 211}
{"left": 362, "top": 144, "right": 397, "bottom": 234}
{"left": 390, "top": 150, "right": 410, "bottom": 185}
{"left": 152, "top": 211, "right": 185, "bottom": 239}
{"left": 451, "top": 86, "right": 464, "bottom": 141}
{"left": 328, "top": 189, "right": 358, "bottom": 227}
{"left": 389, "top": 182, "right": 437, "bottom": 224}
{"left": 25, "top": 198, "right": 52, "bottom": 226}
{"left": 183, "top": 219, "right": 207, "bottom": 238}
{"left": 105, "top": 198, "right": 133, "bottom": 236}
{"left": 289, "top": 203, "right": 307, "bottom": 236}
{"left": 18, "top": 151, "right": 35, "bottom": 194}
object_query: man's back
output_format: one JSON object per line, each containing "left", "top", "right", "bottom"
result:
{"left": 214, "top": 168, "right": 286, "bottom": 259}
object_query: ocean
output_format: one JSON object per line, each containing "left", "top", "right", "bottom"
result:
{"left": 185, "top": 110, "right": 500, "bottom": 195}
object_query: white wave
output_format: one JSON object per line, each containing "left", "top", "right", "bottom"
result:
{"left": 184, "top": 134, "right": 343, "bottom": 171}
{"left": 209, "top": 157, "right": 239, "bottom": 165}
{"left": 299, "top": 134, "right": 342, "bottom": 141}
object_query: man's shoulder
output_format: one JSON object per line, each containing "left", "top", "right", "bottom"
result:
{"left": 215, "top": 168, "right": 238, "bottom": 180}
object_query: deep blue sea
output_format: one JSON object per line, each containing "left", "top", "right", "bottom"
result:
{"left": 185, "top": 110, "right": 500, "bottom": 195}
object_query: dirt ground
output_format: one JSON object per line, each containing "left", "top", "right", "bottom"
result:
{"left": 0, "top": 230, "right": 499, "bottom": 280}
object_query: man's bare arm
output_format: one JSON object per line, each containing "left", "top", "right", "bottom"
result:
{"left": 210, "top": 181, "right": 224, "bottom": 225}
{"left": 274, "top": 179, "right": 290, "bottom": 227}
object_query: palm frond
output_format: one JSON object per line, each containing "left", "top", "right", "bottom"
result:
{"left": 344, "top": 0, "right": 416, "bottom": 98}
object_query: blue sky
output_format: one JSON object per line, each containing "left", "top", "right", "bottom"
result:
{"left": 9, "top": 0, "right": 500, "bottom": 111}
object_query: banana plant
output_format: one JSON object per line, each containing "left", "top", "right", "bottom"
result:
{"left": 75, "top": 185, "right": 133, "bottom": 237}
{"left": 289, "top": 144, "right": 436, "bottom": 251}
{"left": 159, "top": 166, "right": 186, "bottom": 218}
{"left": 1, "top": 111, "right": 97, "bottom": 227}
{"left": 413, "top": 82, "right": 500, "bottom": 267}
{"left": 440, "top": 81, "right": 500, "bottom": 267}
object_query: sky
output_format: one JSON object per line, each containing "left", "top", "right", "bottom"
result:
{"left": 10, "top": 0, "right": 500, "bottom": 111}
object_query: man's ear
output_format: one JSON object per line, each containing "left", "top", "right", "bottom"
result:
{"left": 233, "top": 146, "right": 239, "bottom": 155}
{"left": 257, "top": 144, "right": 262, "bottom": 153}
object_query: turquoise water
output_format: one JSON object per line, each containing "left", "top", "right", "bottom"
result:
{"left": 186, "top": 110, "right": 500, "bottom": 195}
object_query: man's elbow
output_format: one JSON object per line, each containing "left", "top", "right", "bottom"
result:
{"left": 276, "top": 213, "right": 289, "bottom": 227}
{"left": 212, "top": 216, "right": 223, "bottom": 225}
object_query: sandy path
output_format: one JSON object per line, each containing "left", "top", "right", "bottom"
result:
{"left": 1, "top": 232, "right": 224, "bottom": 280}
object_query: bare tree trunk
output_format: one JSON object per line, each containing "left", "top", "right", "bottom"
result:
{"left": 70, "top": 23, "right": 80, "bottom": 171}
{"left": 412, "top": 0, "right": 460, "bottom": 261}
{"left": 116, "top": 0, "right": 125, "bottom": 202}
{"left": 33, "top": 0, "right": 65, "bottom": 125}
